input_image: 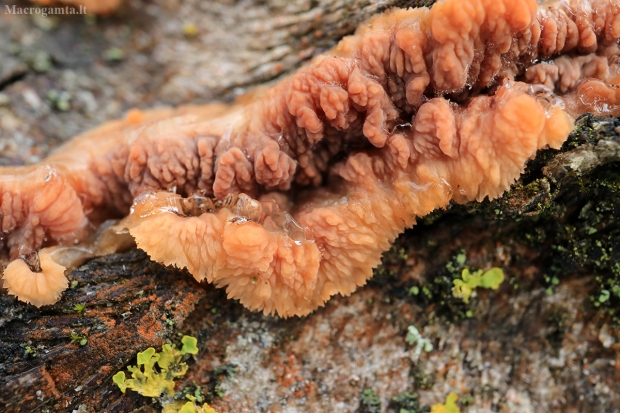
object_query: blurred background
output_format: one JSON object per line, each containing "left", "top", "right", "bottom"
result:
{"left": 0, "top": 0, "right": 393, "bottom": 163}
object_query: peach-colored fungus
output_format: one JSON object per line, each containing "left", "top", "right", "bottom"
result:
{"left": 2, "top": 248, "right": 68, "bottom": 307}
{"left": 31, "top": 0, "right": 122, "bottom": 14}
{"left": 2, "top": 0, "right": 620, "bottom": 315}
{"left": 1, "top": 222, "right": 134, "bottom": 306}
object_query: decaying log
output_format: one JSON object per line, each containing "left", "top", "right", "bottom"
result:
{"left": 1, "top": 115, "right": 619, "bottom": 412}
{"left": 1, "top": 0, "right": 620, "bottom": 411}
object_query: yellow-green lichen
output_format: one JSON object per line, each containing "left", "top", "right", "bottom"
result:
{"left": 430, "top": 393, "right": 460, "bottom": 413}
{"left": 162, "top": 396, "right": 217, "bottom": 413}
{"left": 452, "top": 268, "right": 504, "bottom": 303}
{"left": 113, "top": 336, "right": 216, "bottom": 413}
{"left": 70, "top": 332, "right": 88, "bottom": 346}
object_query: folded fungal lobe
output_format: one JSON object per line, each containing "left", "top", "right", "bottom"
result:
{"left": 2, "top": 249, "right": 68, "bottom": 307}
{"left": 2, "top": 0, "right": 620, "bottom": 315}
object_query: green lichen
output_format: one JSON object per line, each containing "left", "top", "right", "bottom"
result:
{"left": 20, "top": 342, "right": 38, "bottom": 358}
{"left": 537, "top": 164, "right": 620, "bottom": 323}
{"left": 390, "top": 392, "right": 430, "bottom": 413}
{"left": 544, "top": 275, "right": 560, "bottom": 295}
{"left": 174, "top": 383, "right": 207, "bottom": 405}
{"left": 380, "top": 117, "right": 618, "bottom": 326}
{"left": 404, "top": 250, "right": 473, "bottom": 321}
{"left": 113, "top": 336, "right": 216, "bottom": 413}
{"left": 405, "top": 325, "right": 433, "bottom": 357}
{"left": 452, "top": 268, "right": 504, "bottom": 304}
{"left": 360, "top": 388, "right": 382, "bottom": 413}
{"left": 104, "top": 47, "right": 125, "bottom": 62}
{"left": 162, "top": 396, "right": 217, "bottom": 413}
{"left": 430, "top": 393, "right": 460, "bottom": 413}
{"left": 371, "top": 244, "right": 410, "bottom": 287}
{"left": 70, "top": 333, "right": 88, "bottom": 346}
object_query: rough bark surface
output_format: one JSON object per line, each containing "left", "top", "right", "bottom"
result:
{"left": 1, "top": 1, "right": 620, "bottom": 412}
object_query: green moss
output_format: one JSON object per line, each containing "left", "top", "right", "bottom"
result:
{"left": 457, "top": 136, "right": 620, "bottom": 324}
{"left": 46, "top": 89, "right": 71, "bottom": 111}
{"left": 20, "top": 342, "right": 38, "bottom": 358}
{"left": 404, "top": 251, "right": 473, "bottom": 321}
{"left": 376, "top": 116, "right": 619, "bottom": 326}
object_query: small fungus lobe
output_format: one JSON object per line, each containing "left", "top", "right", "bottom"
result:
{"left": 2, "top": 0, "right": 620, "bottom": 315}
{"left": 2, "top": 249, "right": 68, "bottom": 307}
{"left": 31, "top": 0, "right": 122, "bottom": 14}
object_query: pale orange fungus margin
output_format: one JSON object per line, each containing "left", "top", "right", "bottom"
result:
{"left": 2, "top": 0, "right": 620, "bottom": 315}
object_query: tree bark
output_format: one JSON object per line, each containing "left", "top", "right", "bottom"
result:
{"left": 1, "top": 1, "right": 620, "bottom": 412}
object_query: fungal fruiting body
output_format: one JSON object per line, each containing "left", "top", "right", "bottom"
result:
{"left": 1, "top": 0, "right": 620, "bottom": 315}
{"left": 2, "top": 248, "right": 67, "bottom": 307}
{"left": 31, "top": 0, "right": 122, "bottom": 14}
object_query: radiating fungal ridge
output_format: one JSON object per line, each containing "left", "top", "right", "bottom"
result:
{"left": 1, "top": 0, "right": 620, "bottom": 315}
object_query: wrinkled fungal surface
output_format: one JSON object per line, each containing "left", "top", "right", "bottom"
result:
{"left": 1, "top": 0, "right": 620, "bottom": 316}
{"left": 31, "top": 0, "right": 122, "bottom": 14}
